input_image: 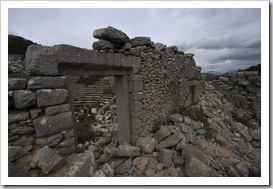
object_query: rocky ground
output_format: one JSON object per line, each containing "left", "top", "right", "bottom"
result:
{"left": 65, "top": 81, "right": 261, "bottom": 177}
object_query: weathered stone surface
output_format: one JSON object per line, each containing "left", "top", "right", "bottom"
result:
{"left": 173, "top": 155, "right": 184, "bottom": 165}
{"left": 136, "top": 136, "right": 158, "bottom": 154}
{"left": 156, "top": 132, "right": 184, "bottom": 150}
{"left": 219, "top": 77, "right": 229, "bottom": 82}
{"left": 27, "top": 76, "right": 65, "bottom": 89}
{"left": 36, "top": 89, "right": 69, "bottom": 107}
{"left": 154, "top": 43, "right": 166, "bottom": 51}
{"left": 215, "top": 134, "right": 228, "bottom": 145}
{"left": 154, "top": 126, "right": 172, "bottom": 143}
{"left": 132, "top": 157, "right": 149, "bottom": 171}
{"left": 175, "top": 136, "right": 187, "bottom": 151}
{"left": 8, "top": 162, "right": 28, "bottom": 177}
{"left": 227, "top": 166, "right": 240, "bottom": 177}
{"left": 175, "top": 122, "right": 191, "bottom": 133}
{"left": 13, "top": 135, "right": 34, "bottom": 147}
{"left": 128, "top": 80, "right": 143, "bottom": 92}
{"left": 94, "top": 170, "right": 106, "bottom": 177}
{"left": 33, "top": 111, "right": 73, "bottom": 137}
{"left": 157, "top": 149, "right": 172, "bottom": 167}
{"left": 30, "top": 109, "right": 42, "bottom": 119}
{"left": 9, "top": 78, "right": 27, "bottom": 90}
{"left": 192, "top": 121, "right": 203, "bottom": 130}
{"left": 93, "top": 26, "right": 130, "bottom": 44}
{"left": 8, "top": 111, "right": 29, "bottom": 123}
{"left": 250, "top": 130, "right": 261, "bottom": 140}
{"left": 8, "top": 145, "right": 32, "bottom": 161}
{"left": 131, "top": 37, "right": 151, "bottom": 47}
{"left": 115, "top": 158, "right": 132, "bottom": 174}
{"left": 117, "top": 143, "right": 140, "bottom": 157}
{"left": 35, "top": 133, "right": 63, "bottom": 147}
{"left": 101, "top": 163, "right": 114, "bottom": 177}
{"left": 92, "top": 39, "right": 115, "bottom": 50}
{"left": 129, "top": 92, "right": 143, "bottom": 101}
{"left": 13, "top": 90, "right": 36, "bottom": 109}
{"left": 167, "top": 46, "right": 178, "bottom": 53}
{"left": 185, "top": 53, "right": 194, "bottom": 58}
{"left": 44, "top": 104, "right": 70, "bottom": 116}
{"left": 185, "top": 154, "right": 212, "bottom": 177}
{"left": 238, "top": 129, "right": 252, "bottom": 142}
{"left": 237, "top": 72, "right": 244, "bottom": 77}
{"left": 169, "top": 113, "right": 184, "bottom": 122}
{"left": 129, "top": 101, "right": 143, "bottom": 113}
{"left": 181, "top": 144, "right": 206, "bottom": 164}
{"left": 237, "top": 80, "right": 251, "bottom": 86}
{"left": 57, "top": 138, "right": 75, "bottom": 148}
{"left": 244, "top": 71, "right": 259, "bottom": 77}
{"left": 56, "top": 144, "right": 76, "bottom": 156}
{"left": 10, "top": 126, "right": 34, "bottom": 135}
{"left": 234, "top": 162, "right": 249, "bottom": 177}
{"left": 35, "top": 146, "right": 65, "bottom": 174}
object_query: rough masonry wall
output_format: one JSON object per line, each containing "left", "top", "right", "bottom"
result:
{"left": 92, "top": 26, "right": 204, "bottom": 144}
{"left": 8, "top": 76, "right": 76, "bottom": 175}
{"left": 212, "top": 71, "right": 261, "bottom": 121}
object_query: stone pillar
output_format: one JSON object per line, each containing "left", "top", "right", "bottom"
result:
{"left": 114, "top": 75, "right": 131, "bottom": 144}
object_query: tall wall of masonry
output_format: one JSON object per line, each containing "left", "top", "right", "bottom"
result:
{"left": 8, "top": 26, "right": 204, "bottom": 175}
{"left": 212, "top": 71, "right": 261, "bottom": 121}
{"left": 92, "top": 26, "right": 204, "bottom": 144}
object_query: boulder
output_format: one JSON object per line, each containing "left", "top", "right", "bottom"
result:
{"left": 92, "top": 39, "right": 121, "bottom": 50}
{"left": 215, "top": 134, "right": 228, "bottom": 145}
{"left": 117, "top": 143, "right": 140, "bottom": 157}
{"left": 93, "top": 26, "right": 130, "bottom": 44}
{"left": 169, "top": 113, "right": 184, "bottom": 122}
{"left": 181, "top": 144, "right": 206, "bottom": 164}
{"left": 157, "top": 149, "right": 172, "bottom": 167}
{"left": 154, "top": 126, "right": 172, "bottom": 143}
{"left": 250, "top": 130, "right": 261, "bottom": 140}
{"left": 131, "top": 37, "right": 152, "bottom": 47}
{"left": 36, "top": 146, "right": 65, "bottom": 175}
{"left": 192, "top": 121, "right": 203, "bottom": 130}
{"left": 156, "top": 132, "right": 184, "bottom": 150}
{"left": 154, "top": 43, "right": 166, "bottom": 51}
{"left": 185, "top": 154, "right": 212, "bottom": 177}
{"left": 115, "top": 158, "right": 132, "bottom": 174}
{"left": 101, "top": 163, "right": 114, "bottom": 177}
{"left": 136, "top": 136, "right": 158, "bottom": 154}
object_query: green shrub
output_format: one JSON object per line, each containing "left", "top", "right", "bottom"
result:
{"left": 76, "top": 75, "right": 104, "bottom": 86}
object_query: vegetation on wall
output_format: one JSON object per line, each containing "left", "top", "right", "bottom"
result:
{"left": 8, "top": 35, "right": 36, "bottom": 55}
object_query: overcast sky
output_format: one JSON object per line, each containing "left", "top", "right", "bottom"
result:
{"left": 8, "top": 8, "right": 261, "bottom": 73}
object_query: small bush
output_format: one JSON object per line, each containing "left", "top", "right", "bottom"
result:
{"left": 76, "top": 75, "right": 104, "bottom": 86}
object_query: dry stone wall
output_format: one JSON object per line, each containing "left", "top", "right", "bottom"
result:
{"left": 92, "top": 26, "right": 204, "bottom": 144}
{"left": 8, "top": 76, "right": 76, "bottom": 175}
{"left": 212, "top": 71, "right": 261, "bottom": 121}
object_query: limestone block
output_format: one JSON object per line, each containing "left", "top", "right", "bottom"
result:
{"left": 129, "top": 101, "right": 143, "bottom": 113}
{"left": 44, "top": 104, "right": 70, "bottom": 116}
{"left": 10, "top": 126, "right": 34, "bottom": 135}
{"left": 115, "top": 158, "right": 132, "bottom": 174}
{"left": 36, "top": 89, "right": 68, "bottom": 107}
{"left": 244, "top": 71, "right": 259, "bottom": 77}
{"left": 156, "top": 132, "right": 184, "bottom": 150}
{"left": 36, "top": 146, "right": 65, "bottom": 174}
{"left": 13, "top": 135, "right": 34, "bottom": 147}
{"left": 181, "top": 144, "right": 206, "bottom": 164}
{"left": 219, "top": 77, "right": 229, "bottom": 82}
{"left": 250, "top": 130, "right": 261, "bottom": 140}
{"left": 131, "top": 118, "right": 141, "bottom": 133}
{"left": 8, "top": 111, "right": 29, "bottom": 123}
{"left": 92, "top": 39, "right": 115, "bottom": 50}
{"left": 57, "top": 144, "right": 76, "bottom": 156}
{"left": 33, "top": 111, "right": 73, "bottom": 137}
{"left": 154, "top": 43, "right": 166, "bottom": 51}
{"left": 13, "top": 90, "right": 36, "bottom": 109}
{"left": 154, "top": 126, "right": 172, "bottom": 143}
{"left": 157, "top": 149, "right": 172, "bottom": 167}
{"left": 93, "top": 26, "right": 130, "bottom": 44}
{"left": 185, "top": 154, "right": 212, "bottom": 177}
{"left": 101, "top": 163, "right": 114, "bottom": 177}
{"left": 8, "top": 78, "right": 27, "bottom": 90}
{"left": 35, "top": 133, "right": 63, "bottom": 147}
{"left": 215, "top": 134, "right": 228, "bottom": 145}
{"left": 26, "top": 45, "right": 59, "bottom": 76}
{"left": 131, "top": 37, "right": 152, "bottom": 47}
{"left": 27, "top": 76, "right": 65, "bottom": 89}
{"left": 30, "top": 109, "right": 42, "bottom": 119}
{"left": 169, "top": 113, "right": 184, "bottom": 122}
{"left": 57, "top": 138, "right": 75, "bottom": 148}
{"left": 117, "top": 143, "right": 140, "bottom": 157}
{"left": 128, "top": 80, "right": 143, "bottom": 92}
{"left": 237, "top": 80, "right": 251, "bottom": 87}
{"left": 8, "top": 145, "right": 32, "bottom": 162}
{"left": 136, "top": 136, "right": 158, "bottom": 154}
{"left": 238, "top": 129, "right": 252, "bottom": 142}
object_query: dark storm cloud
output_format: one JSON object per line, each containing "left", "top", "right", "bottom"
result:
{"left": 8, "top": 8, "right": 261, "bottom": 73}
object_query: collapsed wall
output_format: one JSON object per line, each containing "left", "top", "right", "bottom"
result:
{"left": 92, "top": 26, "right": 204, "bottom": 144}
{"left": 212, "top": 71, "right": 261, "bottom": 122}
{"left": 8, "top": 26, "right": 204, "bottom": 176}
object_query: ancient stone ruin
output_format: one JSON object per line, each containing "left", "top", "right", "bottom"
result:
{"left": 8, "top": 26, "right": 260, "bottom": 177}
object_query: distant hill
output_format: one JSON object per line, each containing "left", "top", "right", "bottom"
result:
{"left": 8, "top": 35, "right": 37, "bottom": 55}
{"left": 241, "top": 64, "right": 261, "bottom": 76}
